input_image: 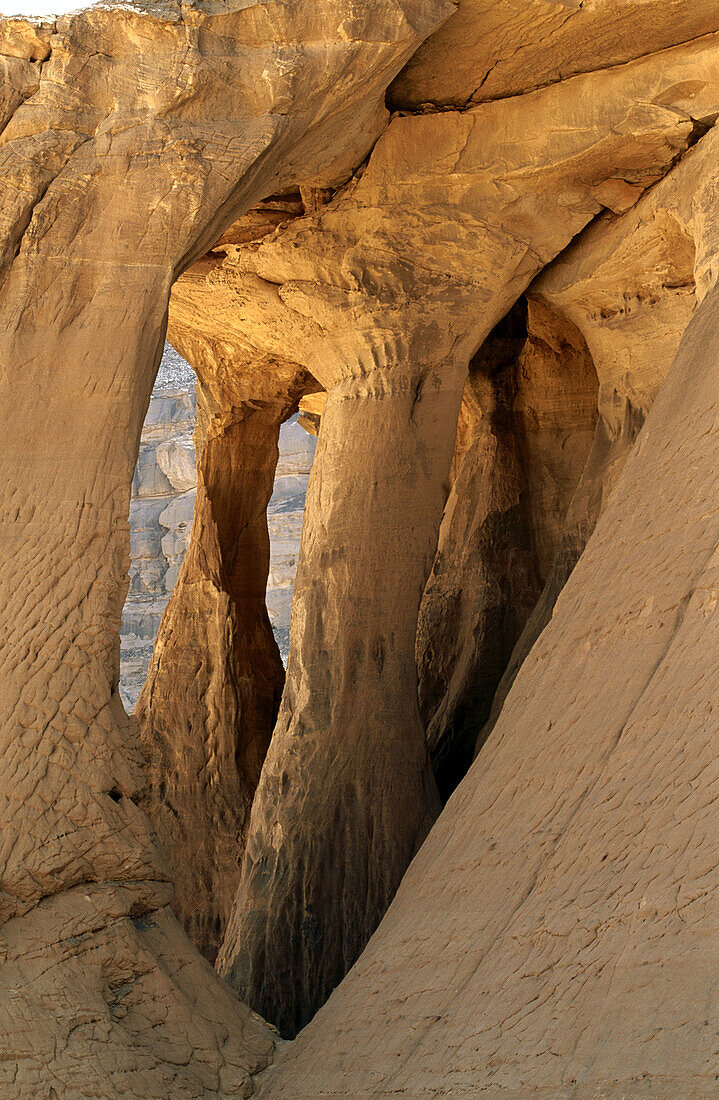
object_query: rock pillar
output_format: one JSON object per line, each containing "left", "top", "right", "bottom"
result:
{"left": 218, "top": 351, "right": 469, "bottom": 1036}
{"left": 136, "top": 387, "right": 289, "bottom": 963}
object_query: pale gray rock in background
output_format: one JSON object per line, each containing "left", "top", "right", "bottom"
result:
{"left": 267, "top": 417, "right": 317, "bottom": 663}
{"left": 120, "top": 344, "right": 315, "bottom": 707}
{"left": 120, "top": 346, "right": 197, "bottom": 710}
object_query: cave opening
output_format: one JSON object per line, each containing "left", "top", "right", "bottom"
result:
{"left": 121, "top": 315, "right": 320, "bottom": 963}
{"left": 119, "top": 342, "right": 317, "bottom": 709}
{"left": 418, "top": 294, "right": 600, "bottom": 801}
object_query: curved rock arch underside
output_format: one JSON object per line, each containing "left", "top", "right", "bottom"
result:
{"left": 1, "top": 1, "right": 718, "bottom": 1096}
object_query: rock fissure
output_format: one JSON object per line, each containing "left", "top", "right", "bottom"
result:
{"left": 3, "top": 1, "right": 719, "bottom": 1095}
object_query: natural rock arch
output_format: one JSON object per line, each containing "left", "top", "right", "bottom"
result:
{"left": 215, "top": 34, "right": 719, "bottom": 1036}
{"left": 136, "top": 227, "right": 321, "bottom": 962}
{"left": 0, "top": 1, "right": 449, "bottom": 1092}
{"left": 3, "top": 0, "right": 719, "bottom": 1093}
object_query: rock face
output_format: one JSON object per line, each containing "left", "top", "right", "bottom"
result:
{"left": 390, "top": 0, "right": 719, "bottom": 109}
{"left": 120, "top": 348, "right": 197, "bottom": 711}
{"left": 4, "top": 0, "right": 719, "bottom": 1095}
{"left": 217, "top": 29, "right": 719, "bottom": 1038}
{"left": 122, "top": 346, "right": 314, "bottom": 961}
{"left": 479, "top": 124, "right": 718, "bottom": 753}
{"left": 0, "top": 0, "right": 449, "bottom": 1093}
{"left": 256, "top": 263, "right": 719, "bottom": 1100}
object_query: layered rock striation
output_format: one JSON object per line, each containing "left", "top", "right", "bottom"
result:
{"left": 3, "top": 0, "right": 719, "bottom": 1095}
{"left": 120, "top": 348, "right": 197, "bottom": 711}
{"left": 0, "top": 0, "right": 450, "bottom": 1093}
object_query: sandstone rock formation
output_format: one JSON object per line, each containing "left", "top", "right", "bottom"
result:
{"left": 136, "top": 352, "right": 309, "bottom": 966}
{"left": 479, "top": 123, "right": 719, "bottom": 755}
{"left": 217, "top": 31, "right": 719, "bottom": 1037}
{"left": 0, "top": 0, "right": 449, "bottom": 1092}
{"left": 134, "top": 219, "right": 324, "bottom": 963}
{"left": 390, "top": 0, "right": 719, "bottom": 109}
{"left": 256, "top": 247, "right": 719, "bottom": 1100}
{"left": 122, "top": 328, "right": 314, "bottom": 962}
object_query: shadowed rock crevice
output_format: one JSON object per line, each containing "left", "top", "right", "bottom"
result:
{"left": 477, "top": 125, "right": 716, "bottom": 753}
{"left": 417, "top": 298, "right": 598, "bottom": 798}
{"left": 0, "top": 0, "right": 451, "bottom": 1091}
{"left": 136, "top": 389, "right": 290, "bottom": 964}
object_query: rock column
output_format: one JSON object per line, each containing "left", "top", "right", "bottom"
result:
{"left": 136, "top": 386, "right": 289, "bottom": 963}
{"left": 0, "top": 1, "right": 446, "bottom": 1089}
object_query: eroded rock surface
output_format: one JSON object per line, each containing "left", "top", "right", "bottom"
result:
{"left": 479, "top": 124, "right": 719, "bottom": 753}
{"left": 390, "top": 0, "right": 719, "bottom": 108}
{"left": 134, "top": 225, "right": 322, "bottom": 963}
{"left": 0, "top": 0, "right": 449, "bottom": 1091}
{"left": 257, "top": 243, "right": 719, "bottom": 1100}
{"left": 216, "top": 30, "right": 719, "bottom": 1038}
{"left": 4, "top": 0, "right": 719, "bottom": 1093}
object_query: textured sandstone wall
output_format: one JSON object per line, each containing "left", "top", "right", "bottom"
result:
{"left": 390, "top": 0, "right": 719, "bottom": 109}
{"left": 0, "top": 0, "right": 450, "bottom": 1093}
{"left": 257, "top": 240, "right": 719, "bottom": 1100}
{"left": 134, "top": 231, "right": 322, "bottom": 962}
{"left": 4, "top": 0, "right": 719, "bottom": 1094}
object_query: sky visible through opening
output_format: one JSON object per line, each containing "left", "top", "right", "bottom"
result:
{"left": 0, "top": 0, "right": 93, "bottom": 13}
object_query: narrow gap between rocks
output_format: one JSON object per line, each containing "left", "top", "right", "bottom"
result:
{"left": 119, "top": 341, "right": 317, "bottom": 710}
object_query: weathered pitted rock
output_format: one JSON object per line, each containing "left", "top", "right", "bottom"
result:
{"left": 0, "top": 0, "right": 450, "bottom": 1091}
{"left": 479, "top": 126, "right": 719, "bottom": 754}
{"left": 417, "top": 299, "right": 598, "bottom": 797}
{"left": 217, "top": 36, "right": 719, "bottom": 1036}
{"left": 256, "top": 251, "right": 719, "bottom": 1100}
{"left": 121, "top": 373, "right": 197, "bottom": 711}
{"left": 5, "top": 0, "right": 719, "bottom": 1092}
{"left": 390, "top": 0, "right": 719, "bottom": 109}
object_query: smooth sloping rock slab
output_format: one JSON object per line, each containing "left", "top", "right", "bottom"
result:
{"left": 257, "top": 281, "right": 719, "bottom": 1098}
